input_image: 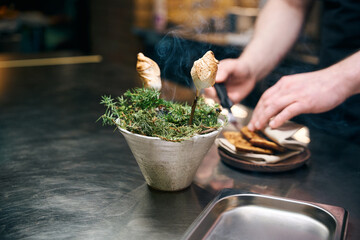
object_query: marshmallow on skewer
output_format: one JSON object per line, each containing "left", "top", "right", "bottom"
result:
{"left": 136, "top": 53, "right": 162, "bottom": 90}
{"left": 190, "top": 50, "right": 219, "bottom": 96}
{"left": 189, "top": 51, "right": 219, "bottom": 125}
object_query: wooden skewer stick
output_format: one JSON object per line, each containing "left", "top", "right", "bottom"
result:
{"left": 189, "top": 90, "right": 200, "bottom": 125}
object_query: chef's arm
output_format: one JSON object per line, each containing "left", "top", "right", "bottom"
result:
{"left": 329, "top": 50, "right": 360, "bottom": 97}
{"left": 240, "top": 0, "right": 314, "bottom": 81}
{"left": 248, "top": 50, "right": 360, "bottom": 131}
{"left": 205, "top": 0, "right": 315, "bottom": 104}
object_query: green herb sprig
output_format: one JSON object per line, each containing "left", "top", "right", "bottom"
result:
{"left": 99, "top": 88, "right": 224, "bottom": 142}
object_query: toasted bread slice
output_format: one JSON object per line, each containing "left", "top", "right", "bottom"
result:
{"left": 223, "top": 131, "right": 273, "bottom": 154}
{"left": 223, "top": 131, "right": 241, "bottom": 145}
{"left": 240, "top": 126, "right": 285, "bottom": 152}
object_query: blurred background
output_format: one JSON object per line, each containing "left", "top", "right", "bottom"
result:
{"left": 0, "top": 0, "right": 321, "bottom": 86}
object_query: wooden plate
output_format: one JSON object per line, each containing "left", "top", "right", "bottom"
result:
{"left": 218, "top": 147, "right": 311, "bottom": 173}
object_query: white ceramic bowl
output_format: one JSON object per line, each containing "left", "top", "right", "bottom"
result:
{"left": 117, "top": 120, "right": 224, "bottom": 191}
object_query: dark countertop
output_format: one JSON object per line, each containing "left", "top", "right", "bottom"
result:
{"left": 0, "top": 59, "right": 359, "bottom": 239}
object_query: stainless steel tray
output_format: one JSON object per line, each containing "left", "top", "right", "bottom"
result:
{"left": 182, "top": 189, "right": 348, "bottom": 240}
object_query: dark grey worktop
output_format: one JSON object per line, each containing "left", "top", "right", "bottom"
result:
{"left": 0, "top": 60, "right": 359, "bottom": 239}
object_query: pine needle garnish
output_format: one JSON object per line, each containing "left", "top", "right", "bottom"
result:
{"left": 99, "top": 88, "right": 224, "bottom": 141}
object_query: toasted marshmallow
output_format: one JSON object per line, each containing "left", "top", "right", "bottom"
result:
{"left": 136, "top": 53, "right": 162, "bottom": 90}
{"left": 191, "top": 51, "right": 219, "bottom": 94}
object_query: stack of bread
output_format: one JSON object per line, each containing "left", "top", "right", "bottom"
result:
{"left": 223, "top": 126, "right": 285, "bottom": 155}
{"left": 217, "top": 122, "right": 309, "bottom": 164}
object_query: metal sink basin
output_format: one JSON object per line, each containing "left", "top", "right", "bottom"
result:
{"left": 182, "top": 189, "right": 348, "bottom": 240}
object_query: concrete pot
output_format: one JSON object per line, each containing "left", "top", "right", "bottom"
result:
{"left": 117, "top": 120, "right": 223, "bottom": 191}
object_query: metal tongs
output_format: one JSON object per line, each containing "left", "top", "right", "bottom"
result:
{"left": 214, "top": 83, "right": 237, "bottom": 123}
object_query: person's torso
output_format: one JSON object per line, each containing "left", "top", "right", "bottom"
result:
{"left": 319, "top": 0, "right": 360, "bottom": 68}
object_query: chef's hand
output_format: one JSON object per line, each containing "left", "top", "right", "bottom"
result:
{"left": 204, "top": 58, "right": 257, "bottom": 104}
{"left": 247, "top": 68, "right": 350, "bottom": 131}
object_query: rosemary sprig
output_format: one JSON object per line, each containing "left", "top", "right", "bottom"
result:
{"left": 99, "top": 88, "right": 223, "bottom": 141}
